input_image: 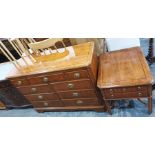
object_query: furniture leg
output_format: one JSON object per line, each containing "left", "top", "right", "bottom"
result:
{"left": 148, "top": 96, "right": 152, "bottom": 114}
{"left": 105, "top": 100, "right": 112, "bottom": 115}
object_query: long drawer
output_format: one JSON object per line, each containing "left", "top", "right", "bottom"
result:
{"left": 24, "top": 93, "right": 59, "bottom": 101}
{"left": 103, "top": 90, "right": 149, "bottom": 99}
{"left": 62, "top": 98, "right": 99, "bottom": 106}
{"left": 53, "top": 79, "right": 93, "bottom": 91}
{"left": 17, "top": 84, "right": 52, "bottom": 95}
{"left": 104, "top": 85, "right": 148, "bottom": 94}
{"left": 32, "top": 100, "right": 63, "bottom": 108}
{"left": 58, "top": 89, "right": 97, "bottom": 99}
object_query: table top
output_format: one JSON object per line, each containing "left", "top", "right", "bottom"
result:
{"left": 0, "top": 42, "right": 94, "bottom": 79}
{"left": 97, "top": 47, "right": 153, "bottom": 88}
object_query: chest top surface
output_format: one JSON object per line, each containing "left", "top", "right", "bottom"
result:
{"left": 3, "top": 42, "right": 94, "bottom": 79}
{"left": 97, "top": 47, "right": 153, "bottom": 88}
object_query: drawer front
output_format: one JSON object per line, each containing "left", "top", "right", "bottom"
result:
{"left": 28, "top": 73, "right": 65, "bottom": 85}
{"left": 105, "top": 86, "right": 148, "bottom": 94}
{"left": 10, "top": 78, "right": 29, "bottom": 87}
{"left": 25, "top": 93, "right": 59, "bottom": 101}
{"left": 103, "top": 91, "right": 148, "bottom": 99}
{"left": 65, "top": 70, "right": 89, "bottom": 80}
{"left": 62, "top": 98, "right": 99, "bottom": 106}
{"left": 17, "top": 84, "right": 51, "bottom": 95}
{"left": 59, "top": 89, "right": 97, "bottom": 99}
{"left": 32, "top": 100, "right": 63, "bottom": 108}
{"left": 53, "top": 79, "right": 93, "bottom": 91}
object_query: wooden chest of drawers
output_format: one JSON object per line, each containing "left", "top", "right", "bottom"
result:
{"left": 7, "top": 42, "right": 104, "bottom": 112}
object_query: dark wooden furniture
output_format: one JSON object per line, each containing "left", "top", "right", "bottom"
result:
{"left": 0, "top": 79, "right": 31, "bottom": 108}
{"left": 97, "top": 47, "right": 153, "bottom": 114}
{"left": 7, "top": 42, "right": 104, "bottom": 112}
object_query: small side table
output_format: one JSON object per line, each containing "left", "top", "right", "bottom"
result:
{"left": 97, "top": 47, "right": 153, "bottom": 114}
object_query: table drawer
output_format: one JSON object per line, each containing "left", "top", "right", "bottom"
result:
{"left": 25, "top": 93, "right": 59, "bottom": 101}
{"left": 62, "top": 98, "right": 99, "bottom": 106}
{"left": 103, "top": 91, "right": 148, "bottom": 99}
{"left": 10, "top": 77, "right": 29, "bottom": 87}
{"left": 17, "top": 84, "right": 52, "bottom": 95}
{"left": 59, "top": 89, "right": 97, "bottom": 99}
{"left": 105, "top": 85, "right": 148, "bottom": 94}
{"left": 27, "top": 73, "right": 65, "bottom": 85}
{"left": 32, "top": 100, "right": 63, "bottom": 108}
{"left": 65, "top": 69, "right": 89, "bottom": 80}
{"left": 53, "top": 79, "right": 93, "bottom": 91}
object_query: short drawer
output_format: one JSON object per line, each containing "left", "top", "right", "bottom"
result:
{"left": 103, "top": 91, "right": 148, "bottom": 99}
{"left": 32, "top": 100, "right": 63, "bottom": 108}
{"left": 59, "top": 89, "right": 97, "bottom": 99}
{"left": 62, "top": 98, "right": 99, "bottom": 106}
{"left": 27, "top": 73, "right": 65, "bottom": 85}
{"left": 25, "top": 93, "right": 59, "bottom": 101}
{"left": 53, "top": 79, "right": 93, "bottom": 91}
{"left": 17, "top": 84, "right": 52, "bottom": 95}
{"left": 10, "top": 77, "right": 29, "bottom": 87}
{"left": 105, "top": 85, "right": 148, "bottom": 94}
{"left": 65, "top": 69, "right": 89, "bottom": 80}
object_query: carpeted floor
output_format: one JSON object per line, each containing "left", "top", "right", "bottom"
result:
{"left": 0, "top": 38, "right": 155, "bottom": 117}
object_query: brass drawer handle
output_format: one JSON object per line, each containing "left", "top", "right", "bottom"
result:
{"left": 72, "top": 92, "right": 79, "bottom": 97}
{"left": 43, "top": 77, "right": 49, "bottom": 82}
{"left": 67, "top": 83, "right": 74, "bottom": 89}
{"left": 31, "top": 87, "right": 37, "bottom": 92}
{"left": 138, "top": 92, "right": 142, "bottom": 96}
{"left": 137, "top": 86, "right": 142, "bottom": 90}
{"left": 44, "top": 102, "right": 48, "bottom": 106}
{"left": 17, "top": 80, "right": 22, "bottom": 85}
{"left": 109, "top": 89, "right": 113, "bottom": 92}
{"left": 76, "top": 100, "right": 83, "bottom": 105}
{"left": 74, "top": 73, "right": 80, "bottom": 78}
{"left": 38, "top": 95, "right": 44, "bottom": 100}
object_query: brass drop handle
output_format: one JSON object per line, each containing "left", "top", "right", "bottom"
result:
{"left": 43, "top": 77, "right": 49, "bottom": 82}
{"left": 137, "top": 86, "right": 141, "bottom": 90}
{"left": 17, "top": 80, "right": 22, "bottom": 85}
{"left": 31, "top": 87, "right": 37, "bottom": 92}
{"left": 67, "top": 83, "right": 74, "bottom": 89}
{"left": 76, "top": 100, "right": 83, "bottom": 105}
{"left": 138, "top": 92, "right": 142, "bottom": 96}
{"left": 44, "top": 102, "right": 48, "bottom": 106}
{"left": 38, "top": 95, "right": 44, "bottom": 100}
{"left": 110, "top": 89, "right": 113, "bottom": 92}
{"left": 74, "top": 73, "right": 80, "bottom": 79}
{"left": 72, "top": 92, "right": 79, "bottom": 97}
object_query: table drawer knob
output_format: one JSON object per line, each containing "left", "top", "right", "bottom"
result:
{"left": 111, "top": 94, "right": 114, "bottom": 98}
{"left": 38, "top": 95, "right": 44, "bottom": 100}
{"left": 43, "top": 77, "right": 49, "bottom": 82}
{"left": 138, "top": 92, "right": 142, "bottom": 96}
{"left": 44, "top": 102, "right": 48, "bottom": 106}
{"left": 76, "top": 100, "right": 83, "bottom": 105}
{"left": 109, "top": 89, "right": 113, "bottom": 92}
{"left": 31, "top": 87, "right": 37, "bottom": 92}
{"left": 72, "top": 92, "right": 79, "bottom": 97}
{"left": 74, "top": 73, "right": 80, "bottom": 78}
{"left": 17, "top": 80, "right": 22, "bottom": 85}
{"left": 67, "top": 83, "right": 74, "bottom": 89}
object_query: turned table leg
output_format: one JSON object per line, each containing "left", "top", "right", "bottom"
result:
{"left": 148, "top": 96, "right": 152, "bottom": 114}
